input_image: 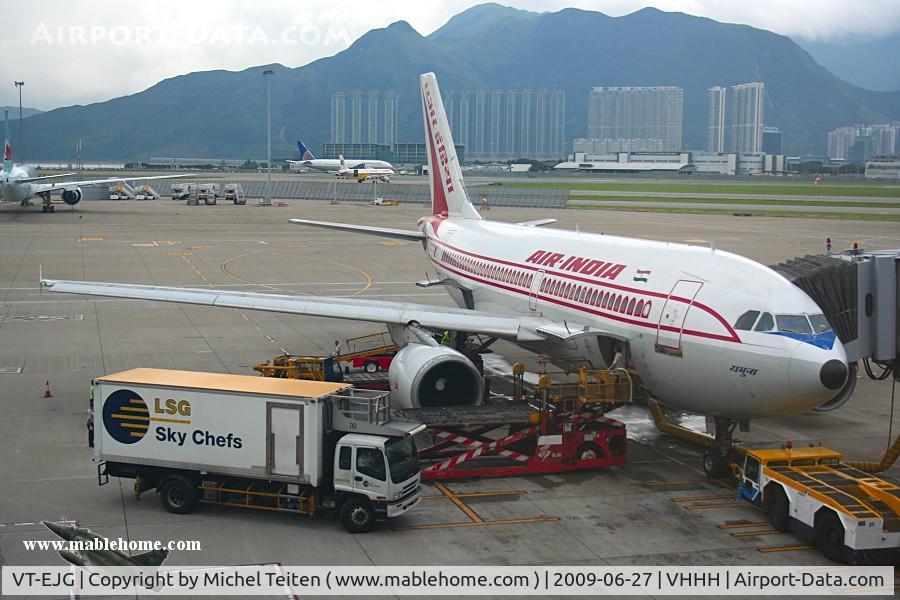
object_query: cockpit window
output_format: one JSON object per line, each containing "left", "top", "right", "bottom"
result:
{"left": 808, "top": 314, "right": 833, "bottom": 334}
{"left": 754, "top": 312, "right": 774, "bottom": 332}
{"left": 776, "top": 314, "right": 812, "bottom": 335}
{"left": 734, "top": 310, "right": 760, "bottom": 331}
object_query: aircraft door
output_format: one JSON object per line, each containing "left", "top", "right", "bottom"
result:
{"left": 267, "top": 404, "right": 303, "bottom": 478}
{"left": 528, "top": 270, "right": 545, "bottom": 311}
{"left": 655, "top": 280, "right": 703, "bottom": 355}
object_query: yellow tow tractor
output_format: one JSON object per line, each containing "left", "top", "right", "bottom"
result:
{"left": 735, "top": 444, "right": 899, "bottom": 564}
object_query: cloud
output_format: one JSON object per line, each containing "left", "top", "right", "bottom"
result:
{"left": 1, "top": 0, "right": 898, "bottom": 109}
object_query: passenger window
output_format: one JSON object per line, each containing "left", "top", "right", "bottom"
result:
{"left": 754, "top": 312, "right": 774, "bottom": 332}
{"left": 356, "top": 447, "right": 386, "bottom": 481}
{"left": 744, "top": 457, "right": 760, "bottom": 484}
{"left": 734, "top": 310, "right": 760, "bottom": 331}
{"left": 338, "top": 446, "right": 351, "bottom": 470}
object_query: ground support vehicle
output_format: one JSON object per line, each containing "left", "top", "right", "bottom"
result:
{"left": 93, "top": 368, "right": 423, "bottom": 532}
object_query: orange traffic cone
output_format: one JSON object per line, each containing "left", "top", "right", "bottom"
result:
{"left": 43, "top": 380, "right": 53, "bottom": 398}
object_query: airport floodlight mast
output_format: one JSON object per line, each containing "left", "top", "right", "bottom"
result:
{"left": 263, "top": 69, "right": 274, "bottom": 205}
{"left": 14, "top": 81, "right": 24, "bottom": 161}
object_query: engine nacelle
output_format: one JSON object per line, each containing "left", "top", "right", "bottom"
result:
{"left": 388, "top": 344, "right": 484, "bottom": 409}
{"left": 61, "top": 188, "right": 82, "bottom": 206}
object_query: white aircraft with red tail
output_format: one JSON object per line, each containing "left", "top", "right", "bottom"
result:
{"left": 42, "top": 73, "right": 850, "bottom": 473}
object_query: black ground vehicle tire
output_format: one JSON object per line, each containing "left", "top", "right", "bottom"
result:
{"left": 764, "top": 486, "right": 790, "bottom": 532}
{"left": 576, "top": 442, "right": 604, "bottom": 462}
{"left": 814, "top": 510, "right": 846, "bottom": 563}
{"left": 159, "top": 475, "right": 198, "bottom": 515}
{"left": 340, "top": 498, "right": 375, "bottom": 533}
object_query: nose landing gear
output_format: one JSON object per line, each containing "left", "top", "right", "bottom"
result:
{"left": 702, "top": 417, "right": 748, "bottom": 479}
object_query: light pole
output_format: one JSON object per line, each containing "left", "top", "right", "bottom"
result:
{"left": 263, "top": 69, "right": 274, "bottom": 205}
{"left": 14, "top": 81, "right": 24, "bottom": 161}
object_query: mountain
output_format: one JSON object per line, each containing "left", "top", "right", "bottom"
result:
{"left": 798, "top": 33, "right": 900, "bottom": 92}
{"left": 18, "top": 4, "right": 900, "bottom": 160}
{"left": 1, "top": 106, "right": 43, "bottom": 119}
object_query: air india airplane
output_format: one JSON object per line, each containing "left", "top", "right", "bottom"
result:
{"left": 43, "top": 73, "right": 849, "bottom": 476}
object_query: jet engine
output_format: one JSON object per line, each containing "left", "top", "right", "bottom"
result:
{"left": 388, "top": 344, "right": 484, "bottom": 409}
{"left": 61, "top": 188, "right": 82, "bottom": 206}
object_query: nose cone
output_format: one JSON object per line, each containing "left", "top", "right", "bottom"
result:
{"left": 819, "top": 360, "right": 848, "bottom": 390}
{"left": 42, "top": 520, "right": 71, "bottom": 539}
{"left": 788, "top": 341, "right": 849, "bottom": 411}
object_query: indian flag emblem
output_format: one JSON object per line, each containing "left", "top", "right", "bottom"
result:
{"left": 633, "top": 269, "right": 651, "bottom": 283}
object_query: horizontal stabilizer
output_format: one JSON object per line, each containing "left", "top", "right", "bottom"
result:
{"left": 517, "top": 218, "right": 558, "bottom": 227}
{"left": 290, "top": 219, "right": 424, "bottom": 241}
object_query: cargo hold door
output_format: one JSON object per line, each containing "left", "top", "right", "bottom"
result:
{"left": 267, "top": 404, "right": 303, "bottom": 478}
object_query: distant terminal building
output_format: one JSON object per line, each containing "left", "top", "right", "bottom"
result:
{"left": 444, "top": 88, "right": 565, "bottom": 160}
{"left": 331, "top": 90, "right": 398, "bottom": 145}
{"left": 865, "top": 155, "right": 900, "bottom": 179}
{"left": 704, "top": 82, "right": 766, "bottom": 154}
{"left": 555, "top": 151, "right": 691, "bottom": 174}
{"left": 706, "top": 86, "right": 726, "bottom": 153}
{"left": 762, "top": 127, "right": 783, "bottom": 155}
{"left": 319, "top": 142, "right": 465, "bottom": 166}
{"left": 828, "top": 124, "right": 899, "bottom": 161}
{"left": 555, "top": 150, "right": 784, "bottom": 176}
{"left": 587, "top": 86, "right": 683, "bottom": 151}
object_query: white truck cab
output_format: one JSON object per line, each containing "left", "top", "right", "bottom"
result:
{"left": 333, "top": 433, "right": 421, "bottom": 531}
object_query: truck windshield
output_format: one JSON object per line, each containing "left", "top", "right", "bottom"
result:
{"left": 386, "top": 437, "right": 419, "bottom": 484}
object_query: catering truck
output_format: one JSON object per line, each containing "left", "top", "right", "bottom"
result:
{"left": 93, "top": 368, "right": 424, "bottom": 533}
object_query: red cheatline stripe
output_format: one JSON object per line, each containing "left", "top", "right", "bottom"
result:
{"left": 426, "top": 235, "right": 740, "bottom": 342}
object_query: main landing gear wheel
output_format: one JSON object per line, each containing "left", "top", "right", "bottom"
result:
{"left": 702, "top": 446, "right": 729, "bottom": 478}
{"left": 703, "top": 417, "right": 742, "bottom": 479}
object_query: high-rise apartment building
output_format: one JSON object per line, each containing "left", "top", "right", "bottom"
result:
{"left": 587, "top": 86, "right": 683, "bottom": 151}
{"left": 706, "top": 86, "right": 726, "bottom": 152}
{"left": 330, "top": 90, "right": 398, "bottom": 145}
{"left": 731, "top": 82, "right": 765, "bottom": 154}
{"left": 445, "top": 89, "right": 566, "bottom": 160}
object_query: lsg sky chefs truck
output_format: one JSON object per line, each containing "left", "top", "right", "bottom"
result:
{"left": 93, "top": 369, "right": 424, "bottom": 533}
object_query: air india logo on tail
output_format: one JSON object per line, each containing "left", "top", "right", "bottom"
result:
{"left": 423, "top": 80, "right": 455, "bottom": 196}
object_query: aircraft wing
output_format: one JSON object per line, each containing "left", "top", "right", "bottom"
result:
{"left": 290, "top": 219, "right": 425, "bottom": 241}
{"left": 41, "top": 278, "right": 547, "bottom": 342}
{"left": 32, "top": 173, "right": 193, "bottom": 194}
{"left": 16, "top": 172, "right": 77, "bottom": 183}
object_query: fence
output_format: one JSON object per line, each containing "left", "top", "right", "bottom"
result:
{"left": 150, "top": 180, "right": 568, "bottom": 209}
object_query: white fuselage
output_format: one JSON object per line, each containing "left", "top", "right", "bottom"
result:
{"left": 295, "top": 159, "right": 393, "bottom": 173}
{"left": 0, "top": 164, "right": 38, "bottom": 203}
{"left": 419, "top": 216, "right": 847, "bottom": 420}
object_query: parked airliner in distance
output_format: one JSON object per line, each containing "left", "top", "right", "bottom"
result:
{"left": 43, "top": 74, "right": 850, "bottom": 476}
{"left": 288, "top": 140, "right": 393, "bottom": 175}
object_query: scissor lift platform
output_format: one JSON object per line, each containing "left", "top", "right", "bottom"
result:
{"left": 397, "top": 400, "right": 626, "bottom": 480}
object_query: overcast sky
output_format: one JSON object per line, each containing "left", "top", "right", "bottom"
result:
{"left": 2, "top": 0, "right": 899, "bottom": 110}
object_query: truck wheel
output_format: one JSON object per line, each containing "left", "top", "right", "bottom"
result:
{"left": 364, "top": 361, "right": 379, "bottom": 373}
{"left": 340, "top": 498, "right": 375, "bottom": 533}
{"left": 814, "top": 511, "right": 845, "bottom": 563}
{"left": 159, "top": 476, "right": 197, "bottom": 515}
{"left": 577, "top": 442, "right": 604, "bottom": 462}
{"left": 764, "top": 487, "right": 790, "bottom": 532}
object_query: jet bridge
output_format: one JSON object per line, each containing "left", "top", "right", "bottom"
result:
{"left": 771, "top": 247, "right": 899, "bottom": 410}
